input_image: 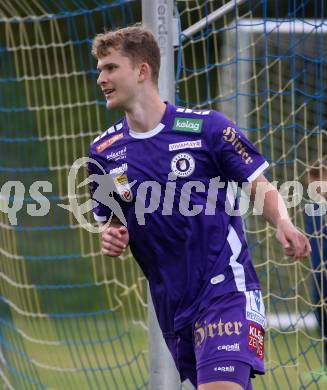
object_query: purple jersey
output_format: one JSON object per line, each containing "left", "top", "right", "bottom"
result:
{"left": 88, "top": 102, "right": 268, "bottom": 334}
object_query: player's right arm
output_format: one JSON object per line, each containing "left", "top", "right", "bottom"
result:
{"left": 101, "top": 217, "right": 129, "bottom": 257}
{"left": 88, "top": 146, "right": 129, "bottom": 257}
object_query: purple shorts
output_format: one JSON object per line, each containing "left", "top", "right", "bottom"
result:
{"left": 164, "top": 290, "right": 266, "bottom": 388}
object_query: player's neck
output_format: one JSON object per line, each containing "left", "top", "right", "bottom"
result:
{"left": 125, "top": 92, "right": 166, "bottom": 133}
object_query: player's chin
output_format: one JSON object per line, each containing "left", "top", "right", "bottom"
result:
{"left": 106, "top": 97, "right": 120, "bottom": 110}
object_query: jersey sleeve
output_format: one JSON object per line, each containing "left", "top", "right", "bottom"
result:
{"left": 88, "top": 149, "right": 111, "bottom": 223}
{"left": 206, "top": 111, "right": 269, "bottom": 183}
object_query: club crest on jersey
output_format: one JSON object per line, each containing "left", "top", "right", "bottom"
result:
{"left": 171, "top": 153, "right": 195, "bottom": 178}
{"left": 113, "top": 174, "right": 133, "bottom": 202}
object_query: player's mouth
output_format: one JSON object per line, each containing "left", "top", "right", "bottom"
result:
{"left": 104, "top": 88, "right": 115, "bottom": 98}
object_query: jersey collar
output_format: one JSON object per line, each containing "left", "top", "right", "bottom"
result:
{"left": 129, "top": 122, "right": 165, "bottom": 139}
{"left": 128, "top": 101, "right": 172, "bottom": 139}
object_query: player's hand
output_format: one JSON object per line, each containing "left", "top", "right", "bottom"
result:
{"left": 101, "top": 225, "right": 129, "bottom": 257}
{"left": 275, "top": 218, "right": 311, "bottom": 259}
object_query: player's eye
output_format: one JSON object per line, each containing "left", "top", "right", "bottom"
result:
{"left": 106, "top": 64, "right": 117, "bottom": 71}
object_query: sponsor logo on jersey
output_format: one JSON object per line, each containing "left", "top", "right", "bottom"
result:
{"left": 213, "top": 365, "right": 235, "bottom": 373}
{"left": 109, "top": 163, "right": 128, "bottom": 175}
{"left": 217, "top": 343, "right": 240, "bottom": 352}
{"left": 106, "top": 146, "right": 127, "bottom": 161}
{"left": 173, "top": 118, "right": 203, "bottom": 133}
{"left": 248, "top": 323, "right": 264, "bottom": 359}
{"left": 96, "top": 133, "right": 124, "bottom": 153}
{"left": 113, "top": 174, "right": 133, "bottom": 202}
{"left": 194, "top": 319, "right": 243, "bottom": 348}
{"left": 222, "top": 127, "right": 254, "bottom": 164}
{"left": 171, "top": 153, "right": 195, "bottom": 177}
{"left": 245, "top": 290, "right": 266, "bottom": 328}
{"left": 168, "top": 140, "right": 202, "bottom": 151}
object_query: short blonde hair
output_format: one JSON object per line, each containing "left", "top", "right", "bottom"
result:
{"left": 92, "top": 26, "right": 160, "bottom": 84}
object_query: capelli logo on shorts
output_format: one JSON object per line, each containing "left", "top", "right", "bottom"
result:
{"left": 217, "top": 343, "right": 240, "bottom": 352}
{"left": 213, "top": 365, "right": 235, "bottom": 372}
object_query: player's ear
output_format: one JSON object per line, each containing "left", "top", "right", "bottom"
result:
{"left": 138, "top": 63, "right": 151, "bottom": 82}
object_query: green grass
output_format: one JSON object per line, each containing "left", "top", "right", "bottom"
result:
{"left": 253, "top": 330, "right": 326, "bottom": 389}
{"left": 1, "top": 315, "right": 325, "bottom": 389}
{"left": 1, "top": 315, "right": 148, "bottom": 390}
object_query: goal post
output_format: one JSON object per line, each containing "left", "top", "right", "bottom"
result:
{"left": 142, "top": 3, "right": 181, "bottom": 390}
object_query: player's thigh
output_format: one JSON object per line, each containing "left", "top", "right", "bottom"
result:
{"left": 198, "top": 380, "right": 243, "bottom": 390}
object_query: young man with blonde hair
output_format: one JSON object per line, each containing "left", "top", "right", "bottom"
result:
{"left": 88, "top": 26, "right": 311, "bottom": 389}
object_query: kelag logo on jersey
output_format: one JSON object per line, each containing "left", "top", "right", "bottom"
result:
{"left": 173, "top": 118, "right": 203, "bottom": 133}
{"left": 171, "top": 153, "right": 195, "bottom": 177}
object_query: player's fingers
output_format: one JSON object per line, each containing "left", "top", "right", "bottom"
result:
{"left": 305, "top": 239, "right": 312, "bottom": 256}
{"left": 103, "top": 227, "right": 122, "bottom": 240}
{"left": 293, "top": 236, "right": 305, "bottom": 258}
{"left": 102, "top": 247, "right": 122, "bottom": 257}
{"left": 285, "top": 247, "right": 295, "bottom": 257}
{"left": 296, "top": 232, "right": 311, "bottom": 258}
{"left": 299, "top": 237, "right": 311, "bottom": 258}
{"left": 102, "top": 238, "right": 126, "bottom": 250}
{"left": 101, "top": 242, "right": 125, "bottom": 255}
{"left": 276, "top": 231, "right": 291, "bottom": 251}
{"left": 102, "top": 248, "right": 112, "bottom": 256}
{"left": 119, "top": 226, "right": 128, "bottom": 235}
{"left": 109, "top": 227, "right": 123, "bottom": 239}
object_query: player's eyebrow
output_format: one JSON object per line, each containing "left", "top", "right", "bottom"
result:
{"left": 97, "top": 63, "right": 119, "bottom": 72}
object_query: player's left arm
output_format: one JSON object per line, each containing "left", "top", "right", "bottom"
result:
{"left": 249, "top": 173, "right": 311, "bottom": 259}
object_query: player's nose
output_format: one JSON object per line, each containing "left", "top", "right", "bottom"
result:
{"left": 97, "top": 71, "right": 107, "bottom": 86}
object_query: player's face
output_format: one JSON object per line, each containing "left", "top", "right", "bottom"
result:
{"left": 97, "top": 48, "right": 139, "bottom": 110}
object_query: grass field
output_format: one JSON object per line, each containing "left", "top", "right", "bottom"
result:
{"left": 254, "top": 330, "right": 326, "bottom": 390}
{"left": 1, "top": 316, "right": 148, "bottom": 390}
{"left": 1, "top": 315, "right": 326, "bottom": 389}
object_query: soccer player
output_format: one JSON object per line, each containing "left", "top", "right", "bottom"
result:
{"left": 304, "top": 159, "right": 326, "bottom": 374}
{"left": 88, "top": 26, "right": 311, "bottom": 390}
